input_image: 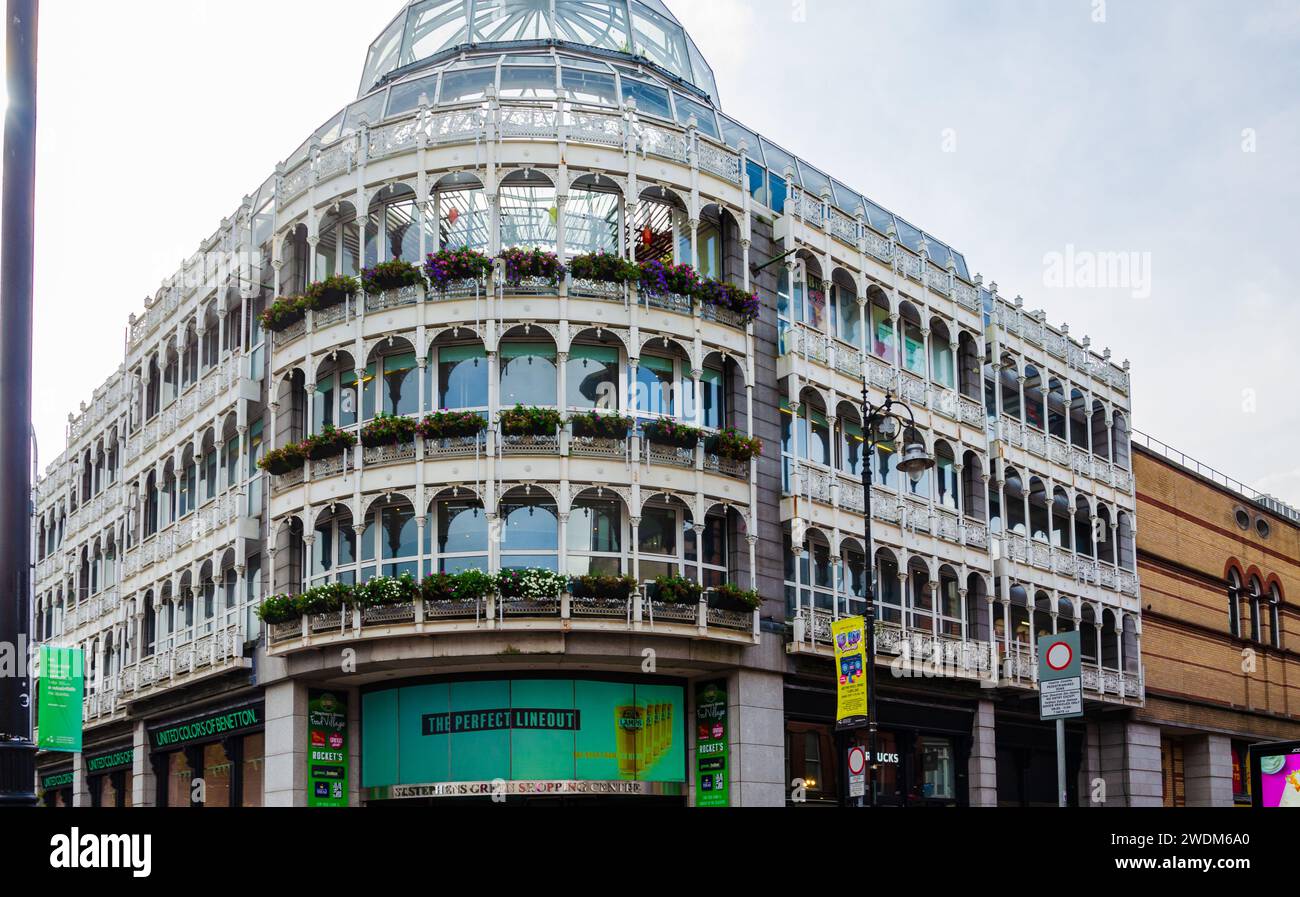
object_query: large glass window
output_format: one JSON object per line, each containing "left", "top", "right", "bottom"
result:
{"left": 500, "top": 494, "right": 559, "bottom": 571}
{"left": 378, "top": 352, "right": 419, "bottom": 417}
{"left": 429, "top": 500, "right": 488, "bottom": 574}
{"left": 635, "top": 353, "right": 675, "bottom": 418}
{"left": 436, "top": 186, "right": 490, "bottom": 253}
{"left": 436, "top": 345, "right": 489, "bottom": 411}
{"left": 567, "top": 497, "right": 622, "bottom": 575}
{"left": 499, "top": 182, "right": 558, "bottom": 252}
{"left": 684, "top": 367, "right": 724, "bottom": 430}
{"left": 500, "top": 342, "right": 557, "bottom": 407}
{"left": 311, "top": 517, "right": 357, "bottom": 586}
{"left": 568, "top": 344, "right": 619, "bottom": 411}
{"left": 566, "top": 187, "right": 621, "bottom": 256}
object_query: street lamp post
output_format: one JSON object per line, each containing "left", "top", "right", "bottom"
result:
{"left": 858, "top": 387, "right": 933, "bottom": 809}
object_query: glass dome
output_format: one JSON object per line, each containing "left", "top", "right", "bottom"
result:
{"left": 360, "top": 0, "right": 719, "bottom": 104}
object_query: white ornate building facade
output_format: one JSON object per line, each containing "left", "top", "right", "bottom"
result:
{"left": 32, "top": 0, "right": 1148, "bottom": 807}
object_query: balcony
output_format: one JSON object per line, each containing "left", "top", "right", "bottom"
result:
{"left": 1000, "top": 534, "right": 1140, "bottom": 598}
{"left": 265, "top": 592, "right": 760, "bottom": 656}
{"left": 788, "top": 607, "right": 1144, "bottom": 707}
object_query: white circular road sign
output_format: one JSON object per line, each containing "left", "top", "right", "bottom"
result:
{"left": 1046, "top": 641, "right": 1074, "bottom": 672}
{"left": 848, "top": 746, "right": 867, "bottom": 775}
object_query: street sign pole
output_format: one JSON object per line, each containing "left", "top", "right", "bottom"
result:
{"left": 1038, "top": 631, "right": 1083, "bottom": 808}
{"left": 1056, "top": 718, "right": 1067, "bottom": 808}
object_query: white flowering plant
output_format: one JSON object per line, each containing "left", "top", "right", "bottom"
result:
{"left": 496, "top": 568, "right": 568, "bottom": 601}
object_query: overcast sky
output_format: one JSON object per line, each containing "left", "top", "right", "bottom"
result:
{"left": 14, "top": 0, "right": 1300, "bottom": 504}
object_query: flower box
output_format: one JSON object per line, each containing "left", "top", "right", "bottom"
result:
{"left": 709, "top": 428, "right": 763, "bottom": 463}
{"left": 569, "top": 251, "right": 641, "bottom": 285}
{"left": 361, "top": 259, "right": 425, "bottom": 295}
{"left": 570, "top": 412, "right": 634, "bottom": 440}
{"left": 709, "top": 583, "right": 762, "bottom": 612}
{"left": 498, "top": 247, "right": 567, "bottom": 287}
{"left": 641, "top": 419, "right": 703, "bottom": 450}
{"left": 496, "top": 568, "right": 568, "bottom": 601}
{"left": 500, "top": 405, "right": 563, "bottom": 437}
{"left": 306, "top": 274, "right": 360, "bottom": 310}
{"left": 302, "top": 426, "right": 357, "bottom": 461}
{"left": 570, "top": 575, "right": 638, "bottom": 602}
{"left": 652, "top": 575, "right": 704, "bottom": 606}
{"left": 360, "top": 414, "right": 419, "bottom": 448}
{"left": 418, "top": 411, "right": 488, "bottom": 441}
{"left": 259, "top": 443, "right": 307, "bottom": 475}
{"left": 425, "top": 248, "right": 492, "bottom": 290}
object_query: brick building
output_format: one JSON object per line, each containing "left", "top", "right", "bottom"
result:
{"left": 1133, "top": 436, "right": 1300, "bottom": 806}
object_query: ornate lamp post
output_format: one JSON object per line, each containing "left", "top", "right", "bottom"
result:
{"left": 859, "top": 387, "right": 933, "bottom": 808}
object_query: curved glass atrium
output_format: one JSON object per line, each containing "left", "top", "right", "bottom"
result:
{"left": 361, "top": 0, "right": 719, "bottom": 104}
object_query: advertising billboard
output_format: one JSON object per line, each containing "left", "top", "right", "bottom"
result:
{"left": 37, "top": 646, "right": 84, "bottom": 753}
{"left": 1250, "top": 740, "right": 1300, "bottom": 808}
{"left": 362, "top": 678, "right": 685, "bottom": 799}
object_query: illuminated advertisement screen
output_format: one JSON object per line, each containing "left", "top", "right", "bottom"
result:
{"left": 362, "top": 678, "right": 685, "bottom": 798}
{"left": 1250, "top": 741, "right": 1300, "bottom": 808}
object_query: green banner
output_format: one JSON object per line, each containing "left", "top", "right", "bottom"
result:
{"left": 308, "top": 691, "right": 349, "bottom": 808}
{"left": 694, "top": 680, "right": 730, "bottom": 807}
{"left": 41, "top": 771, "right": 74, "bottom": 790}
{"left": 37, "top": 646, "right": 83, "bottom": 753}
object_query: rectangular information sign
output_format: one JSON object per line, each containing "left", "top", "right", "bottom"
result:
{"left": 37, "top": 646, "right": 84, "bottom": 753}
{"left": 694, "top": 680, "right": 729, "bottom": 807}
{"left": 308, "top": 690, "right": 349, "bottom": 807}
{"left": 832, "top": 617, "right": 868, "bottom": 730}
{"left": 1037, "top": 632, "right": 1083, "bottom": 721}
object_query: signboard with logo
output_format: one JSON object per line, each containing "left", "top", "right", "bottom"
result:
{"left": 37, "top": 646, "right": 84, "bottom": 753}
{"left": 832, "top": 616, "right": 868, "bottom": 730}
{"left": 308, "top": 691, "right": 349, "bottom": 808}
{"left": 1037, "top": 632, "right": 1083, "bottom": 721}
{"left": 362, "top": 679, "right": 685, "bottom": 799}
{"left": 148, "top": 703, "right": 264, "bottom": 752}
{"left": 693, "top": 680, "right": 729, "bottom": 808}
{"left": 85, "top": 747, "right": 134, "bottom": 776}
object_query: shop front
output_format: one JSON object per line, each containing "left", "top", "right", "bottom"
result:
{"left": 362, "top": 675, "right": 688, "bottom": 806}
{"left": 86, "top": 745, "right": 135, "bottom": 807}
{"left": 148, "top": 701, "right": 266, "bottom": 807}
{"left": 784, "top": 679, "right": 974, "bottom": 807}
{"left": 40, "top": 769, "right": 74, "bottom": 807}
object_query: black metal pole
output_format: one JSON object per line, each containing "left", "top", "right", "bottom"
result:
{"left": 861, "top": 384, "right": 878, "bottom": 809}
{"left": 0, "top": 0, "right": 40, "bottom": 807}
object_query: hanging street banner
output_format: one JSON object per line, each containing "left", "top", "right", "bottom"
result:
{"left": 1037, "top": 631, "right": 1084, "bottom": 720}
{"left": 308, "top": 690, "right": 350, "bottom": 807}
{"left": 832, "top": 616, "right": 869, "bottom": 730}
{"left": 37, "top": 646, "right": 84, "bottom": 753}
{"left": 694, "top": 680, "right": 730, "bottom": 807}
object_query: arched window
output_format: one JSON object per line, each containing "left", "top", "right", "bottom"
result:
{"left": 1248, "top": 576, "right": 1263, "bottom": 642}
{"left": 1074, "top": 496, "right": 1094, "bottom": 558}
{"left": 833, "top": 274, "right": 861, "bottom": 349}
{"left": 312, "top": 511, "right": 357, "bottom": 587}
{"left": 929, "top": 318, "right": 954, "bottom": 389}
{"left": 499, "top": 490, "right": 559, "bottom": 572}
{"left": 359, "top": 500, "right": 419, "bottom": 581}
{"left": 567, "top": 176, "right": 622, "bottom": 257}
{"left": 501, "top": 340, "right": 558, "bottom": 408}
{"left": 961, "top": 452, "right": 986, "bottom": 522}
{"left": 499, "top": 170, "right": 558, "bottom": 253}
{"left": 876, "top": 549, "right": 902, "bottom": 625}
{"left": 1117, "top": 512, "right": 1136, "bottom": 571}
{"left": 1028, "top": 477, "right": 1049, "bottom": 542}
{"left": 937, "top": 567, "right": 962, "bottom": 637}
{"left": 868, "top": 287, "right": 893, "bottom": 364}
{"left": 1090, "top": 401, "right": 1110, "bottom": 461}
{"left": 1000, "top": 360, "right": 1021, "bottom": 421}
{"left": 428, "top": 497, "right": 489, "bottom": 574}
{"left": 1057, "top": 597, "right": 1075, "bottom": 633}
{"left": 1226, "top": 569, "right": 1242, "bottom": 637}
{"left": 934, "top": 442, "right": 959, "bottom": 512}
{"left": 1047, "top": 379, "right": 1067, "bottom": 440}
{"left": 1269, "top": 584, "right": 1282, "bottom": 649}
{"left": 1069, "top": 389, "right": 1089, "bottom": 450}
{"left": 1044, "top": 487, "right": 1068, "bottom": 550}
{"left": 1096, "top": 505, "right": 1115, "bottom": 565}
{"left": 958, "top": 332, "right": 982, "bottom": 401}
{"left": 908, "top": 559, "right": 932, "bottom": 634}
{"left": 837, "top": 406, "right": 864, "bottom": 478}
{"left": 566, "top": 494, "right": 623, "bottom": 576}
{"left": 1113, "top": 411, "right": 1131, "bottom": 470}
{"left": 1023, "top": 365, "right": 1044, "bottom": 431}
{"left": 1003, "top": 469, "right": 1026, "bottom": 536}
{"left": 899, "top": 303, "right": 925, "bottom": 375}
{"left": 433, "top": 173, "right": 490, "bottom": 253}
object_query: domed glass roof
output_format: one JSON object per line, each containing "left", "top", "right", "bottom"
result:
{"left": 360, "top": 0, "right": 718, "bottom": 104}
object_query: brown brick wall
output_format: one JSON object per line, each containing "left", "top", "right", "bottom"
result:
{"left": 1133, "top": 446, "right": 1300, "bottom": 737}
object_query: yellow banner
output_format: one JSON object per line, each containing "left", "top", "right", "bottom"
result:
{"left": 832, "top": 616, "right": 869, "bottom": 730}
